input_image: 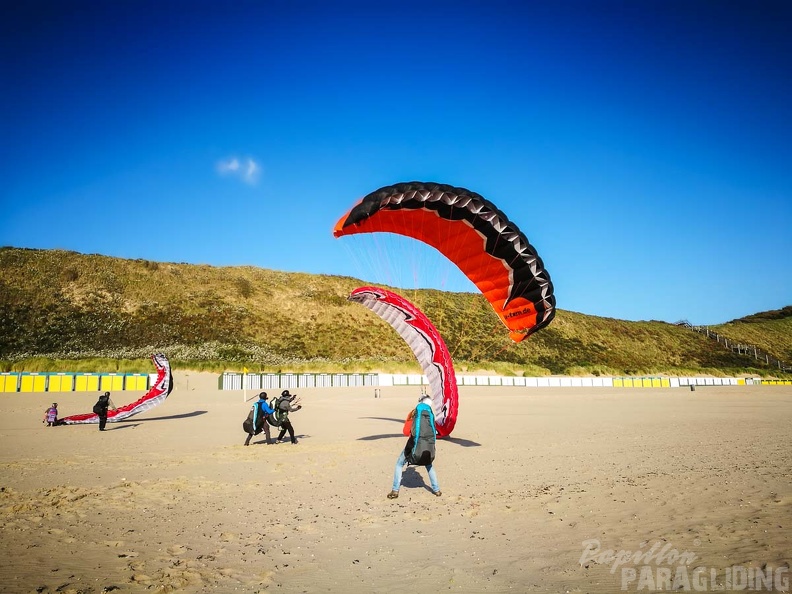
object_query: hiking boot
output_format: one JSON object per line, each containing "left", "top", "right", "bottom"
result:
{"left": 291, "top": 440, "right": 299, "bottom": 444}
{"left": 433, "top": 490, "right": 442, "bottom": 497}
{"left": 387, "top": 490, "right": 399, "bottom": 499}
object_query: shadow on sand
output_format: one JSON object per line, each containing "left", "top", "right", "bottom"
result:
{"left": 357, "top": 417, "right": 481, "bottom": 447}
{"left": 119, "top": 410, "right": 208, "bottom": 423}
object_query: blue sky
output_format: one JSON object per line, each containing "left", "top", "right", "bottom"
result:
{"left": 1, "top": 0, "right": 790, "bottom": 326}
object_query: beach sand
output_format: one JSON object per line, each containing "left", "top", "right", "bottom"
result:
{"left": 0, "top": 373, "right": 790, "bottom": 593}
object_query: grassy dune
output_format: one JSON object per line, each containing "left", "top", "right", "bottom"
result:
{"left": 1, "top": 247, "right": 789, "bottom": 377}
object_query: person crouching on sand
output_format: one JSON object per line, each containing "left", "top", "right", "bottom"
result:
{"left": 43, "top": 403, "right": 58, "bottom": 426}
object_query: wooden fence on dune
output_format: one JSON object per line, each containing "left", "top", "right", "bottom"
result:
{"left": 676, "top": 321, "right": 791, "bottom": 372}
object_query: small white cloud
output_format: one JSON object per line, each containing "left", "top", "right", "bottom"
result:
{"left": 244, "top": 158, "right": 259, "bottom": 184}
{"left": 217, "top": 157, "right": 240, "bottom": 173}
{"left": 217, "top": 156, "right": 260, "bottom": 185}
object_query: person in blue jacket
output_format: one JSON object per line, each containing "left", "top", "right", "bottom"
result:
{"left": 388, "top": 394, "right": 441, "bottom": 499}
{"left": 244, "top": 392, "right": 276, "bottom": 446}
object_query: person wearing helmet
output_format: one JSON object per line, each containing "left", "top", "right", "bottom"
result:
{"left": 244, "top": 392, "right": 276, "bottom": 446}
{"left": 275, "top": 390, "right": 301, "bottom": 444}
{"left": 92, "top": 392, "right": 116, "bottom": 432}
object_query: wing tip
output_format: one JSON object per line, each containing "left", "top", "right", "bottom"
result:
{"left": 509, "top": 331, "right": 529, "bottom": 343}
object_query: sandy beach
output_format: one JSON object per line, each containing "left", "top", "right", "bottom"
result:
{"left": 1, "top": 373, "right": 790, "bottom": 593}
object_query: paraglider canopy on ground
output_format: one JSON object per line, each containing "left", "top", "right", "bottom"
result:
{"left": 58, "top": 353, "right": 173, "bottom": 425}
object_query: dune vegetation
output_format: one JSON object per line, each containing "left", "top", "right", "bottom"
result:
{"left": 1, "top": 247, "right": 789, "bottom": 377}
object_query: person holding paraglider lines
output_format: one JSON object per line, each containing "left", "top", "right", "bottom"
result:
{"left": 388, "top": 394, "right": 441, "bottom": 499}
{"left": 274, "top": 390, "right": 302, "bottom": 444}
{"left": 93, "top": 392, "right": 117, "bottom": 431}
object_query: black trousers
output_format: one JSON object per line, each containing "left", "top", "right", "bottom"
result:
{"left": 244, "top": 423, "right": 272, "bottom": 445}
{"left": 277, "top": 421, "right": 296, "bottom": 443}
{"left": 98, "top": 413, "right": 108, "bottom": 431}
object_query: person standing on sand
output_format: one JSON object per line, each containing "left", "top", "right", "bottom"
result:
{"left": 244, "top": 392, "right": 276, "bottom": 446}
{"left": 388, "top": 394, "right": 441, "bottom": 499}
{"left": 92, "top": 392, "right": 116, "bottom": 431}
{"left": 275, "top": 390, "right": 301, "bottom": 444}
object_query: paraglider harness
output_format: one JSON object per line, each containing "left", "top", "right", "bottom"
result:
{"left": 243, "top": 398, "right": 274, "bottom": 435}
{"left": 404, "top": 401, "right": 436, "bottom": 466}
{"left": 92, "top": 393, "right": 111, "bottom": 416}
{"left": 266, "top": 392, "right": 298, "bottom": 427}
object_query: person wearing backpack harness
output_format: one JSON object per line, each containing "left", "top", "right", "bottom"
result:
{"left": 244, "top": 392, "right": 276, "bottom": 446}
{"left": 93, "top": 392, "right": 116, "bottom": 431}
{"left": 275, "top": 390, "right": 301, "bottom": 444}
{"left": 387, "top": 394, "right": 441, "bottom": 499}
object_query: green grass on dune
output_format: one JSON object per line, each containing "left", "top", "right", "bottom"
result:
{"left": 1, "top": 247, "right": 789, "bottom": 377}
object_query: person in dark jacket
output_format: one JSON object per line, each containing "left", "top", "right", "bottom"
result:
{"left": 93, "top": 392, "right": 116, "bottom": 431}
{"left": 244, "top": 392, "right": 276, "bottom": 446}
{"left": 275, "top": 390, "right": 301, "bottom": 444}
